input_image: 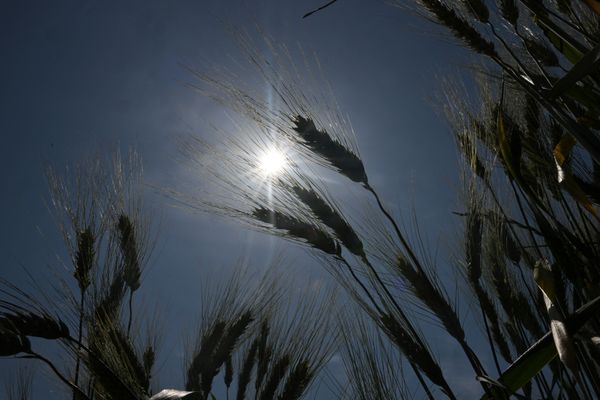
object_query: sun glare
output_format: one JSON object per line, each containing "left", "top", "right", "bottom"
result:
{"left": 259, "top": 148, "right": 287, "bottom": 177}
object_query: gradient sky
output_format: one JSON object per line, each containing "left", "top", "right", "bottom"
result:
{"left": 0, "top": 1, "right": 484, "bottom": 398}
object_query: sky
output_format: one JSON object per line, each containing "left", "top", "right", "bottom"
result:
{"left": 0, "top": 1, "right": 484, "bottom": 398}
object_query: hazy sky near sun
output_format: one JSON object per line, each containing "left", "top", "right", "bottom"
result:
{"left": 0, "top": 0, "right": 483, "bottom": 398}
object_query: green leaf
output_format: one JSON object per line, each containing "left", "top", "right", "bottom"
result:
{"left": 563, "top": 83, "right": 600, "bottom": 117}
{"left": 481, "top": 295, "right": 600, "bottom": 399}
{"left": 149, "top": 389, "right": 203, "bottom": 400}
{"left": 549, "top": 42, "right": 600, "bottom": 99}
{"left": 534, "top": 13, "right": 586, "bottom": 65}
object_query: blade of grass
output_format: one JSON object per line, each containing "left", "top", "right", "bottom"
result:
{"left": 481, "top": 294, "right": 600, "bottom": 399}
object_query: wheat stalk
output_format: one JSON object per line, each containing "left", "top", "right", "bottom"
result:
{"left": 252, "top": 207, "right": 340, "bottom": 255}
{"left": 380, "top": 313, "right": 454, "bottom": 399}
{"left": 236, "top": 340, "right": 259, "bottom": 400}
{"left": 277, "top": 360, "right": 312, "bottom": 400}
{"left": 290, "top": 184, "right": 365, "bottom": 258}
{"left": 258, "top": 354, "right": 290, "bottom": 400}
{"left": 414, "top": 0, "right": 497, "bottom": 57}
{"left": 291, "top": 115, "right": 368, "bottom": 185}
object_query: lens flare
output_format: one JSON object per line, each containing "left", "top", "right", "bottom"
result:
{"left": 259, "top": 148, "right": 287, "bottom": 177}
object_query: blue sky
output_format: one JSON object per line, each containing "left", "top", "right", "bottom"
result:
{"left": 0, "top": 1, "right": 484, "bottom": 398}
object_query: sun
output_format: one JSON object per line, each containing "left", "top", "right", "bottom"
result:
{"left": 259, "top": 148, "right": 287, "bottom": 177}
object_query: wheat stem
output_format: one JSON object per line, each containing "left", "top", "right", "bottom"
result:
{"left": 302, "top": 0, "right": 340, "bottom": 18}
{"left": 364, "top": 184, "right": 425, "bottom": 275}
{"left": 413, "top": 367, "right": 436, "bottom": 400}
{"left": 480, "top": 303, "right": 503, "bottom": 374}
{"left": 338, "top": 256, "right": 383, "bottom": 315}
{"left": 73, "top": 287, "right": 85, "bottom": 395}
{"left": 127, "top": 290, "right": 134, "bottom": 338}
{"left": 25, "top": 352, "right": 90, "bottom": 400}
{"left": 365, "top": 183, "right": 492, "bottom": 392}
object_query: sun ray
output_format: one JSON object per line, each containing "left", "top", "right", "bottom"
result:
{"left": 259, "top": 148, "right": 287, "bottom": 177}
